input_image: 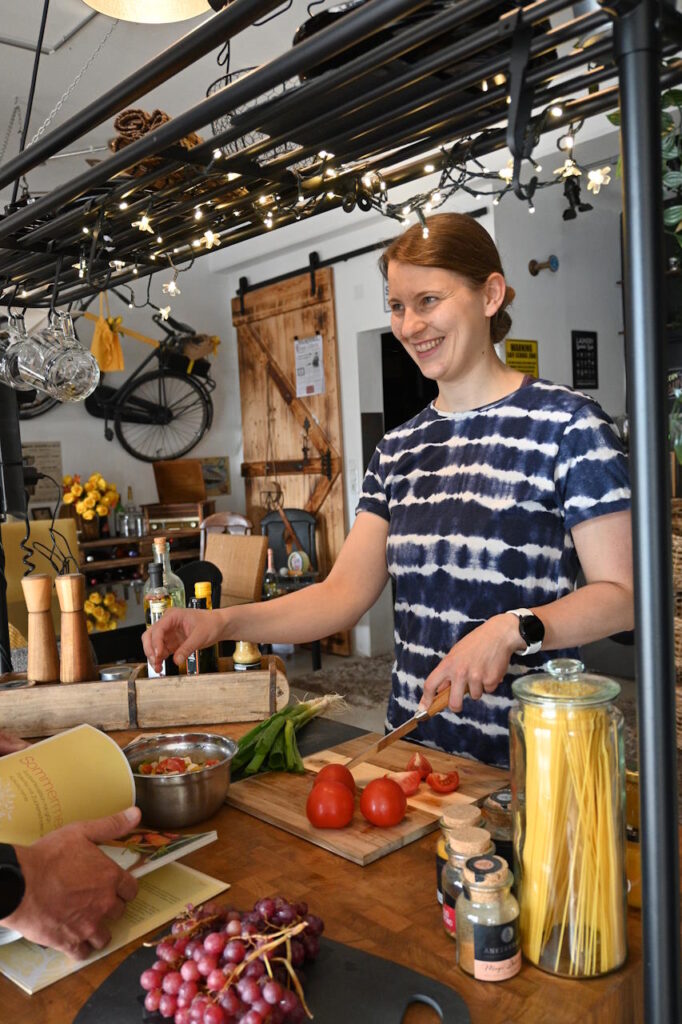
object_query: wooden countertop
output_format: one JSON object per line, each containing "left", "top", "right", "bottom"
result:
{"left": 0, "top": 720, "right": 644, "bottom": 1024}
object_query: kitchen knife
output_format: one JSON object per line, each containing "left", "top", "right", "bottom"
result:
{"left": 344, "top": 686, "right": 451, "bottom": 770}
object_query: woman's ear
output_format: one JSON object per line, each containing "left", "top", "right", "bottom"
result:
{"left": 483, "top": 272, "right": 506, "bottom": 317}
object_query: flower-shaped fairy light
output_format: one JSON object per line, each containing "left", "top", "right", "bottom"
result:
{"left": 498, "top": 158, "right": 514, "bottom": 183}
{"left": 132, "top": 212, "right": 153, "bottom": 233}
{"left": 587, "top": 166, "right": 611, "bottom": 195}
{"left": 159, "top": 306, "right": 171, "bottom": 321}
{"left": 554, "top": 159, "right": 582, "bottom": 181}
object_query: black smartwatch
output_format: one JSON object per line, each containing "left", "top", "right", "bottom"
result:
{"left": 0, "top": 844, "right": 26, "bottom": 919}
{"left": 507, "top": 608, "right": 545, "bottom": 656}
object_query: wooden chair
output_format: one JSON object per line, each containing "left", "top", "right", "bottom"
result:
{"left": 203, "top": 533, "right": 267, "bottom": 608}
{"left": 199, "top": 512, "right": 253, "bottom": 559}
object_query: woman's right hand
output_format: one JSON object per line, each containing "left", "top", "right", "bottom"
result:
{"left": 142, "top": 608, "right": 223, "bottom": 671}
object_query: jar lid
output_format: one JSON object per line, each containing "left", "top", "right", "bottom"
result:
{"left": 463, "top": 854, "right": 510, "bottom": 888}
{"left": 512, "top": 658, "right": 620, "bottom": 707}
{"left": 440, "top": 805, "right": 483, "bottom": 830}
{"left": 481, "top": 787, "right": 512, "bottom": 836}
{"left": 446, "top": 826, "right": 492, "bottom": 858}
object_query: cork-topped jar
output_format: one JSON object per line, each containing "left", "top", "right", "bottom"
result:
{"left": 436, "top": 804, "right": 484, "bottom": 905}
{"left": 456, "top": 855, "right": 520, "bottom": 981}
{"left": 441, "top": 826, "right": 493, "bottom": 939}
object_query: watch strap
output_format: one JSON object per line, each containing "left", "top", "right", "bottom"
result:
{"left": 506, "top": 608, "right": 543, "bottom": 656}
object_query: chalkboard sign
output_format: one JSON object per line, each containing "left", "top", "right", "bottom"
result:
{"left": 572, "top": 330, "right": 598, "bottom": 389}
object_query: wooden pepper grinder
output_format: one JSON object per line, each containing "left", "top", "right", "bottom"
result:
{"left": 55, "top": 573, "right": 95, "bottom": 684}
{"left": 20, "top": 574, "right": 60, "bottom": 683}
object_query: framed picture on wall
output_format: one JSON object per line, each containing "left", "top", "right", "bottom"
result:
{"left": 31, "top": 506, "right": 54, "bottom": 521}
{"left": 572, "top": 330, "right": 599, "bottom": 389}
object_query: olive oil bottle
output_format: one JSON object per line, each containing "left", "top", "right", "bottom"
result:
{"left": 144, "top": 562, "right": 178, "bottom": 678}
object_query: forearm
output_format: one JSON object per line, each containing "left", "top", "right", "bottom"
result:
{"left": 216, "top": 577, "right": 370, "bottom": 645}
{"left": 532, "top": 580, "right": 634, "bottom": 651}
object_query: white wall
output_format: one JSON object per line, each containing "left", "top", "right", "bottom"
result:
{"left": 493, "top": 130, "right": 626, "bottom": 419}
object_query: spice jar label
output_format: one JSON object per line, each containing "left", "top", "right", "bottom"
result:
{"left": 442, "top": 901, "right": 457, "bottom": 936}
{"left": 473, "top": 920, "right": 521, "bottom": 981}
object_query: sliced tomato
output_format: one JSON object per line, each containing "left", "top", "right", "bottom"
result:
{"left": 204, "top": 759, "right": 220, "bottom": 768}
{"left": 157, "top": 756, "right": 187, "bottom": 774}
{"left": 138, "top": 762, "right": 154, "bottom": 775}
{"left": 314, "top": 763, "right": 356, "bottom": 795}
{"left": 425, "top": 770, "right": 460, "bottom": 794}
{"left": 406, "top": 751, "right": 433, "bottom": 780}
{"left": 384, "top": 770, "right": 421, "bottom": 797}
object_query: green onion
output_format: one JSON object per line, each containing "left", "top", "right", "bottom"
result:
{"left": 232, "top": 694, "right": 343, "bottom": 781}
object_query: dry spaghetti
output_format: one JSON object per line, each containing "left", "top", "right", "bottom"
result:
{"left": 510, "top": 661, "right": 627, "bottom": 977}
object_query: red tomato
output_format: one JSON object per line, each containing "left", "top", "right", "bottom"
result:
{"left": 139, "top": 763, "right": 154, "bottom": 775}
{"left": 425, "top": 771, "right": 460, "bottom": 794}
{"left": 359, "top": 778, "right": 407, "bottom": 827}
{"left": 306, "top": 781, "right": 355, "bottom": 829}
{"left": 157, "top": 757, "right": 186, "bottom": 774}
{"left": 384, "top": 770, "right": 421, "bottom": 797}
{"left": 405, "top": 751, "right": 433, "bottom": 780}
{"left": 313, "top": 763, "right": 356, "bottom": 795}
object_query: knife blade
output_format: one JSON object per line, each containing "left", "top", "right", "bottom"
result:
{"left": 344, "top": 686, "right": 451, "bottom": 770}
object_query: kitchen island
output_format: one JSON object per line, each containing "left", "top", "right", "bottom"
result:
{"left": 0, "top": 718, "right": 645, "bottom": 1024}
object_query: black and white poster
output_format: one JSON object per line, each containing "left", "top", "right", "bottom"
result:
{"left": 571, "top": 330, "right": 598, "bottom": 389}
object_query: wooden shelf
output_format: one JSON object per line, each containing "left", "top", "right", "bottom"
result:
{"left": 82, "top": 549, "right": 199, "bottom": 572}
{"left": 79, "top": 528, "right": 201, "bottom": 550}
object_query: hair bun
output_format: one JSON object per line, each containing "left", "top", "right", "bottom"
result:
{"left": 505, "top": 285, "right": 516, "bottom": 305}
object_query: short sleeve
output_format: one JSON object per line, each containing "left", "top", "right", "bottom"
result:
{"left": 555, "top": 401, "right": 631, "bottom": 531}
{"left": 355, "top": 443, "right": 390, "bottom": 522}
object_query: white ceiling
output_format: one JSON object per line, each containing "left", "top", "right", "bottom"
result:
{"left": 0, "top": 0, "right": 308, "bottom": 199}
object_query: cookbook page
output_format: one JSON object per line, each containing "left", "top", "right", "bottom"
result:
{"left": 0, "top": 724, "right": 135, "bottom": 845}
{"left": 0, "top": 863, "right": 229, "bottom": 994}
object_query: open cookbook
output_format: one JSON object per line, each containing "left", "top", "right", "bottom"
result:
{"left": 0, "top": 724, "right": 227, "bottom": 993}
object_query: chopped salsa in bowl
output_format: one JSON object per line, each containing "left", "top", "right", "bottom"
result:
{"left": 135, "top": 754, "right": 221, "bottom": 776}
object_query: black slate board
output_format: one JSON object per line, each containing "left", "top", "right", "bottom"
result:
{"left": 74, "top": 936, "right": 471, "bottom": 1024}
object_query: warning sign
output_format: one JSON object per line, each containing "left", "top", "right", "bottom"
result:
{"left": 505, "top": 338, "right": 538, "bottom": 377}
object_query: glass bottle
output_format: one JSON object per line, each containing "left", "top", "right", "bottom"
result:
{"left": 442, "top": 826, "right": 494, "bottom": 939}
{"left": 233, "top": 640, "right": 261, "bottom": 670}
{"left": 143, "top": 536, "right": 185, "bottom": 609}
{"left": 186, "top": 596, "right": 219, "bottom": 675}
{"left": 455, "top": 855, "right": 521, "bottom": 981}
{"left": 264, "top": 547, "right": 279, "bottom": 598}
{"left": 144, "top": 562, "right": 178, "bottom": 678}
{"left": 436, "top": 804, "right": 483, "bottom": 906}
{"left": 625, "top": 769, "right": 641, "bottom": 909}
{"left": 124, "top": 485, "right": 144, "bottom": 538}
{"left": 193, "top": 581, "right": 220, "bottom": 667}
{"left": 480, "top": 787, "right": 513, "bottom": 871}
{"left": 510, "top": 658, "right": 627, "bottom": 977}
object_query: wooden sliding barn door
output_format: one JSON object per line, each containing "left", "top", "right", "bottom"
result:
{"left": 231, "top": 267, "right": 349, "bottom": 655}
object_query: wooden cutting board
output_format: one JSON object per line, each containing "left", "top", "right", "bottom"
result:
{"left": 226, "top": 733, "right": 507, "bottom": 865}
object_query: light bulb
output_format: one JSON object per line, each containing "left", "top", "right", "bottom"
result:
{"left": 119, "top": 201, "right": 128, "bottom": 210}
{"left": 550, "top": 105, "right": 563, "bottom": 118}
{"left": 424, "top": 163, "right": 435, "bottom": 173}
{"left": 194, "top": 208, "right": 203, "bottom": 220}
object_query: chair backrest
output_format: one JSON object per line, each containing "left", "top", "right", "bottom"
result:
{"left": 1, "top": 517, "right": 80, "bottom": 638}
{"left": 199, "top": 512, "right": 253, "bottom": 559}
{"left": 203, "top": 533, "right": 268, "bottom": 608}
{"left": 260, "top": 509, "right": 317, "bottom": 572}
{"left": 174, "top": 560, "right": 223, "bottom": 611}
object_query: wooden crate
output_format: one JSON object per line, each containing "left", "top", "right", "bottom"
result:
{"left": 0, "top": 657, "right": 288, "bottom": 738}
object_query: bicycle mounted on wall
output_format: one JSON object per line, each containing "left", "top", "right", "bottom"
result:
{"left": 17, "top": 308, "right": 215, "bottom": 463}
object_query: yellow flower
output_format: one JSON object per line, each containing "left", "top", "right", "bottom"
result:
{"left": 105, "top": 619, "right": 118, "bottom": 631}
{"left": 86, "top": 619, "right": 94, "bottom": 633}
{"left": 62, "top": 492, "right": 75, "bottom": 505}
{"left": 98, "top": 479, "right": 107, "bottom": 492}
{"left": 96, "top": 503, "right": 109, "bottom": 518}
{"left": 93, "top": 605, "right": 107, "bottom": 622}
{"left": 84, "top": 599, "right": 95, "bottom": 615}
{"left": 82, "top": 508, "right": 95, "bottom": 521}
{"left": 89, "top": 591, "right": 102, "bottom": 604}
{"left": 103, "top": 593, "right": 116, "bottom": 608}
{"left": 71, "top": 483, "right": 83, "bottom": 497}
{"left": 63, "top": 475, "right": 73, "bottom": 487}
{"left": 75, "top": 500, "right": 86, "bottom": 515}
{"left": 84, "top": 481, "right": 95, "bottom": 493}
{"left": 83, "top": 494, "right": 96, "bottom": 510}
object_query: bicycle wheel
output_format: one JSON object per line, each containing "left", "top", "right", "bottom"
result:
{"left": 17, "top": 390, "right": 60, "bottom": 419}
{"left": 113, "top": 370, "right": 212, "bottom": 462}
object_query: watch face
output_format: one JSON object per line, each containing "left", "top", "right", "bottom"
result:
{"left": 520, "top": 614, "right": 544, "bottom": 645}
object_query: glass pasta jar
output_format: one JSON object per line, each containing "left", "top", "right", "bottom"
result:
{"left": 510, "top": 658, "right": 627, "bottom": 977}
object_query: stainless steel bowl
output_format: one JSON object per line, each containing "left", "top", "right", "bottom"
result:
{"left": 123, "top": 732, "right": 238, "bottom": 829}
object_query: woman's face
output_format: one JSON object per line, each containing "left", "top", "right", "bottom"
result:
{"left": 387, "top": 261, "right": 497, "bottom": 386}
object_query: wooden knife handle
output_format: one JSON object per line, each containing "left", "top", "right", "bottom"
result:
{"left": 425, "top": 685, "right": 452, "bottom": 718}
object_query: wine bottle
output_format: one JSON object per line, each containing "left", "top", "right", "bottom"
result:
{"left": 186, "top": 597, "right": 219, "bottom": 675}
{"left": 142, "top": 535, "right": 186, "bottom": 609}
{"left": 144, "top": 562, "right": 178, "bottom": 678}
{"left": 264, "top": 547, "right": 279, "bottom": 598}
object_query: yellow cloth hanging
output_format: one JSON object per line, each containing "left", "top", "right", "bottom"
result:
{"left": 90, "top": 292, "right": 125, "bottom": 372}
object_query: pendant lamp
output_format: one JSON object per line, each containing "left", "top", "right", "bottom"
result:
{"left": 82, "top": 0, "right": 212, "bottom": 23}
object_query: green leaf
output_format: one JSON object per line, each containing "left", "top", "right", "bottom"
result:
{"left": 661, "top": 111, "right": 675, "bottom": 133}
{"left": 662, "top": 132, "right": 678, "bottom": 157}
{"left": 606, "top": 111, "right": 621, "bottom": 126}
{"left": 663, "top": 205, "right": 682, "bottom": 227}
{"left": 664, "top": 171, "right": 682, "bottom": 189}
{"left": 662, "top": 89, "right": 682, "bottom": 109}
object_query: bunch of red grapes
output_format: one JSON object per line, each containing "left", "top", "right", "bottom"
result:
{"left": 139, "top": 896, "right": 324, "bottom": 1024}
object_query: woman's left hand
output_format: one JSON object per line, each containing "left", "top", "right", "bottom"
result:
{"left": 419, "top": 614, "right": 523, "bottom": 714}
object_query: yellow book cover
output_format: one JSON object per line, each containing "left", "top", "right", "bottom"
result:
{"left": 0, "top": 723, "right": 135, "bottom": 845}
{"left": 0, "top": 862, "right": 229, "bottom": 994}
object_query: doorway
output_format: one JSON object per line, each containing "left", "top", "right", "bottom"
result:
{"left": 381, "top": 330, "right": 438, "bottom": 430}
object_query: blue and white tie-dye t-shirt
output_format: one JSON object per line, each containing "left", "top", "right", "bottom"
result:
{"left": 356, "top": 378, "right": 631, "bottom": 768}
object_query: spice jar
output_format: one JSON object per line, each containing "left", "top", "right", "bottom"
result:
{"left": 455, "top": 855, "right": 520, "bottom": 981}
{"left": 510, "top": 658, "right": 627, "bottom": 977}
{"left": 625, "top": 769, "right": 641, "bottom": 909}
{"left": 441, "top": 826, "right": 493, "bottom": 939}
{"left": 436, "top": 805, "right": 484, "bottom": 905}
{"left": 480, "top": 787, "right": 513, "bottom": 870}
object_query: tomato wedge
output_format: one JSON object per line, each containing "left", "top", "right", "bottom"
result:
{"left": 157, "top": 756, "right": 187, "bottom": 774}
{"left": 405, "top": 751, "right": 433, "bottom": 780}
{"left": 426, "top": 771, "right": 460, "bottom": 794}
{"left": 384, "top": 770, "right": 421, "bottom": 797}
